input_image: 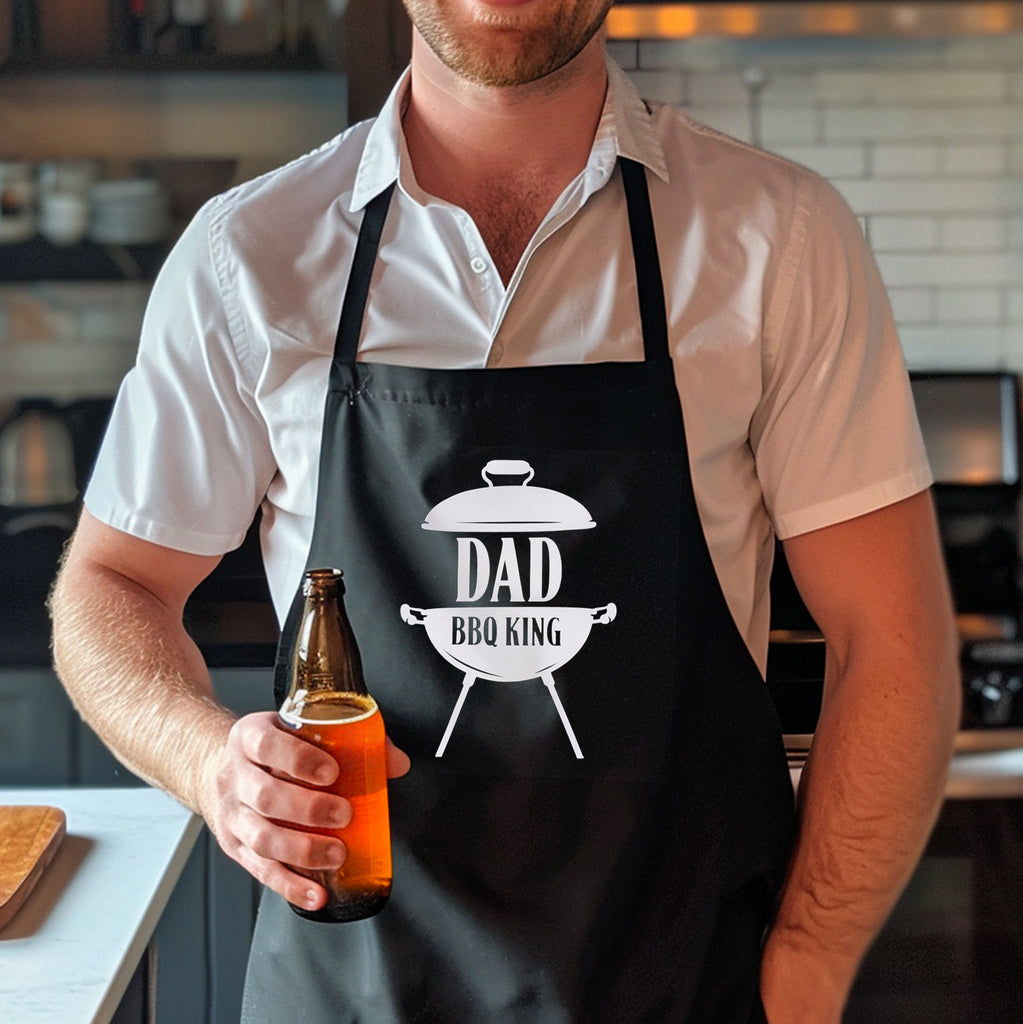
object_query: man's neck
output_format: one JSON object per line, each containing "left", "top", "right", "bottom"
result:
{"left": 401, "top": 32, "right": 609, "bottom": 282}
{"left": 403, "top": 32, "right": 608, "bottom": 197}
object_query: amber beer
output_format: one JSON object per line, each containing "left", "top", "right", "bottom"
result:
{"left": 278, "top": 568, "right": 392, "bottom": 922}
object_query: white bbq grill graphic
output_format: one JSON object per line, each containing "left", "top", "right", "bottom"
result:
{"left": 400, "top": 460, "right": 616, "bottom": 759}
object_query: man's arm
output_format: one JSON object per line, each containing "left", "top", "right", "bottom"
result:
{"left": 50, "top": 509, "right": 408, "bottom": 913}
{"left": 759, "top": 489, "right": 960, "bottom": 1023}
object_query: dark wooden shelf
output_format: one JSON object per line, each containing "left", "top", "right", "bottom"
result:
{"left": 0, "top": 47, "right": 333, "bottom": 76}
{"left": 0, "top": 237, "right": 169, "bottom": 282}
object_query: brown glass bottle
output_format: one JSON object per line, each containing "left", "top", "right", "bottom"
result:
{"left": 278, "top": 568, "right": 392, "bottom": 922}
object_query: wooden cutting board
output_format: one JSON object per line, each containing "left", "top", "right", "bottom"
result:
{"left": 0, "top": 805, "right": 67, "bottom": 930}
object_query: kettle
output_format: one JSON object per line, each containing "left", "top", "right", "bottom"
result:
{"left": 0, "top": 401, "right": 78, "bottom": 508}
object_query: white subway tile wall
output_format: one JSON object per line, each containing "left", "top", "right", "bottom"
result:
{"left": 608, "top": 34, "right": 1023, "bottom": 372}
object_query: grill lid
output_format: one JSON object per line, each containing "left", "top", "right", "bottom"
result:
{"left": 422, "top": 460, "right": 596, "bottom": 533}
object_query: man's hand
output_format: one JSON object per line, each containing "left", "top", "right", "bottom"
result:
{"left": 200, "top": 712, "right": 411, "bottom": 912}
{"left": 51, "top": 510, "right": 412, "bottom": 913}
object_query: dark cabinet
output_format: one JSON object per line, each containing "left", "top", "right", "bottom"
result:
{"left": 0, "top": 665, "right": 272, "bottom": 1024}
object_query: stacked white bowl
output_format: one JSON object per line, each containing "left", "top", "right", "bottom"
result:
{"left": 88, "top": 178, "right": 170, "bottom": 246}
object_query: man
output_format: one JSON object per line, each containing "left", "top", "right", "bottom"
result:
{"left": 50, "top": 2, "right": 959, "bottom": 1021}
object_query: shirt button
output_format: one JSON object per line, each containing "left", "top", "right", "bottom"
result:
{"left": 470, "top": 256, "right": 487, "bottom": 274}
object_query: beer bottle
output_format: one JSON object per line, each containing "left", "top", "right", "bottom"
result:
{"left": 278, "top": 567, "right": 392, "bottom": 922}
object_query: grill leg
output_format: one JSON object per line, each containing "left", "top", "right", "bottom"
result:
{"left": 436, "top": 673, "right": 476, "bottom": 757}
{"left": 541, "top": 672, "right": 583, "bottom": 759}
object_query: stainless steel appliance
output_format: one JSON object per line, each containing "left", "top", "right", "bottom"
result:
{"left": 767, "top": 370, "right": 1023, "bottom": 747}
{"left": 918, "top": 373, "right": 1023, "bottom": 733}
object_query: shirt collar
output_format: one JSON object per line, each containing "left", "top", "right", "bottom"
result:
{"left": 349, "top": 56, "right": 669, "bottom": 213}
{"left": 350, "top": 66, "right": 409, "bottom": 212}
{"left": 603, "top": 57, "right": 670, "bottom": 184}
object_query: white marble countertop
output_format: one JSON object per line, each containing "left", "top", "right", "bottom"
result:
{"left": 787, "top": 739, "right": 1023, "bottom": 800}
{"left": 945, "top": 745, "right": 1023, "bottom": 799}
{"left": 0, "top": 787, "right": 202, "bottom": 1024}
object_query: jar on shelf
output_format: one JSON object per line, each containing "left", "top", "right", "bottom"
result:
{"left": 0, "top": 163, "right": 36, "bottom": 245}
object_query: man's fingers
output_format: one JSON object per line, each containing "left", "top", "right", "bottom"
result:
{"left": 386, "top": 736, "right": 411, "bottom": 778}
{"left": 210, "top": 709, "right": 409, "bottom": 911}
{"left": 233, "top": 754, "right": 352, "bottom": 830}
{"left": 230, "top": 839, "right": 334, "bottom": 913}
{"left": 233, "top": 803, "right": 347, "bottom": 869}
{"left": 235, "top": 711, "right": 338, "bottom": 785}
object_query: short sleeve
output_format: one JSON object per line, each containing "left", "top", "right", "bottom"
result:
{"left": 751, "top": 175, "right": 933, "bottom": 540}
{"left": 84, "top": 202, "right": 277, "bottom": 556}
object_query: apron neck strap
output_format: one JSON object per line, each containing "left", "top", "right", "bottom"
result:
{"left": 334, "top": 159, "right": 668, "bottom": 364}
{"left": 335, "top": 183, "right": 395, "bottom": 364}
{"left": 619, "top": 157, "right": 669, "bottom": 362}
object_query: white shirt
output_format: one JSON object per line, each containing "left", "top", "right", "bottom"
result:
{"left": 85, "top": 59, "right": 931, "bottom": 672}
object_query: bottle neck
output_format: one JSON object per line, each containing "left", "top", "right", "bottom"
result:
{"left": 288, "top": 572, "right": 369, "bottom": 699}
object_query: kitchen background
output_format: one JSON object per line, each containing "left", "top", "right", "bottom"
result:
{"left": 607, "top": 20, "right": 1023, "bottom": 373}
{"left": 1, "top": 2, "right": 1022, "bottom": 1023}
{"left": 2, "top": 3, "right": 1021, "bottom": 397}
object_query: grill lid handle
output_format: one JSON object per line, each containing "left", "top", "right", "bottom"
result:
{"left": 481, "top": 460, "right": 534, "bottom": 486}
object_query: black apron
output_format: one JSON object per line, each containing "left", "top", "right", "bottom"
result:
{"left": 243, "top": 159, "right": 795, "bottom": 1023}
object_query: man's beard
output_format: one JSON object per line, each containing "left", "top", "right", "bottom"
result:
{"left": 404, "top": 1, "right": 612, "bottom": 88}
